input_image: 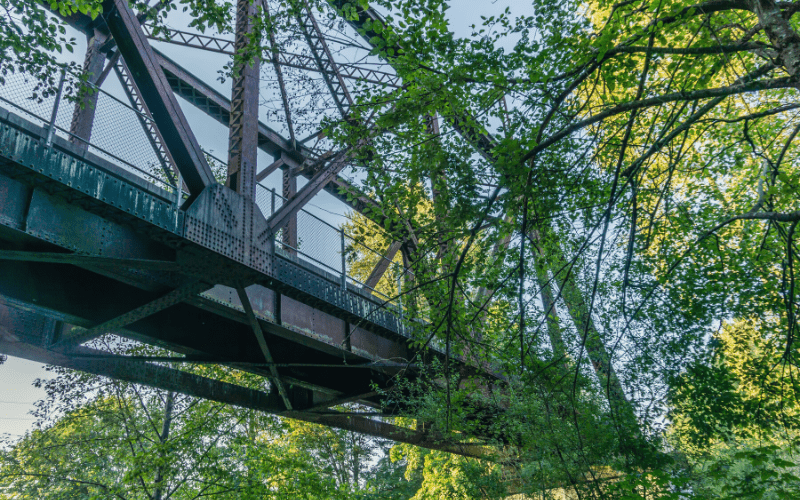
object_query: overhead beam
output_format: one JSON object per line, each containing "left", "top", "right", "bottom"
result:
{"left": 143, "top": 25, "right": 400, "bottom": 87}
{"left": 100, "top": 0, "right": 215, "bottom": 196}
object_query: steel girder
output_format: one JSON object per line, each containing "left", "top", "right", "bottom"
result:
{"left": 226, "top": 0, "right": 261, "bottom": 199}
{"left": 43, "top": 4, "right": 398, "bottom": 240}
{"left": 2, "top": 0, "right": 510, "bottom": 452}
{"left": 0, "top": 301, "right": 486, "bottom": 456}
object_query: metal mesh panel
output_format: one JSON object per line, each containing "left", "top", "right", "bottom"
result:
{"left": 0, "top": 72, "right": 174, "bottom": 191}
{"left": 0, "top": 72, "right": 59, "bottom": 127}
{"left": 255, "top": 182, "right": 282, "bottom": 218}
{"left": 295, "top": 209, "right": 343, "bottom": 275}
{"left": 82, "top": 91, "right": 168, "bottom": 184}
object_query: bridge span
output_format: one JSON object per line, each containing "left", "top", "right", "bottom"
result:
{"left": 0, "top": 0, "right": 497, "bottom": 457}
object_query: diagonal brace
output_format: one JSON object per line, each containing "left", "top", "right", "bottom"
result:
{"left": 55, "top": 280, "right": 211, "bottom": 349}
{"left": 236, "top": 286, "right": 293, "bottom": 410}
{"left": 266, "top": 148, "right": 353, "bottom": 233}
{"left": 101, "top": 0, "right": 215, "bottom": 196}
{"left": 363, "top": 241, "right": 401, "bottom": 290}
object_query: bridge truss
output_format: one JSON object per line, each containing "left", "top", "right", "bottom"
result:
{"left": 0, "top": 0, "right": 505, "bottom": 456}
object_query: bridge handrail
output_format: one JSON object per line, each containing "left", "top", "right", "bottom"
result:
{"left": 0, "top": 71, "right": 180, "bottom": 193}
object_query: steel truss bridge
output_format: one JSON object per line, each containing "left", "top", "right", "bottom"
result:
{"left": 0, "top": 0, "right": 499, "bottom": 456}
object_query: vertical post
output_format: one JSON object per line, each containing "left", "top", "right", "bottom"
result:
{"left": 340, "top": 227, "right": 347, "bottom": 290}
{"left": 69, "top": 30, "right": 107, "bottom": 151}
{"left": 270, "top": 187, "right": 276, "bottom": 217}
{"left": 226, "top": 0, "right": 260, "bottom": 199}
{"left": 282, "top": 167, "right": 297, "bottom": 252}
{"left": 396, "top": 264, "right": 404, "bottom": 335}
{"left": 45, "top": 69, "right": 66, "bottom": 148}
{"left": 175, "top": 171, "right": 183, "bottom": 209}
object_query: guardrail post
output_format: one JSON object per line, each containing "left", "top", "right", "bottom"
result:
{"left": 45, "top": 69, "right": 67, "bottom": 147}
{"left": 340, "top": 227, "right": 347, "bottom": 289}
{"left": 271, "top": 187, "right": 276, "bottom": 217}
{"left": 175, "top": 171, "right": 183, "bottom": 209}
{"left": 397, "top": 264, "right": 404, "bottom": 334}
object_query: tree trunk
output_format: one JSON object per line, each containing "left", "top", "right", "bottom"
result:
{"left": 530, "top": 228, "right": 639, "bottom": 434}
{"left": 153, "top": 391, "right": 175, "bottom": 500}
{"left": 749, "top": 0, "right": 800, "bottom": 83}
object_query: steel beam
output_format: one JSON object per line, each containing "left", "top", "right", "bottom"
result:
{"left": 154, "top": 50, "right": 397, "bottom": 231}
{"left": 69, "top": 30, "right": 107, "bottom": 149}
{"left": 281, "top": 166, "right": 298, "bottom": 249}
{"left": 305, "top": 390, "right": 379, "bottom": 412}
{"left": 263, "top": 0, "right": 297, "bottom": 148}
{"left": 256, "top": 157, "right": 284, "bottom": 182}
{"left": 363, "top": 240, "right": 401, "bottom": 290}
{"left": 143, "top": 25, "right": 400, "bottom": 87}
{"left": 101, "top": 0, "right": 215, "bottom": 196}
{"left": 268, "top": 148, "right": 352, "bottom": 233}
{"left": 294, "top": 1, "right": 354, "bottom": 117}
{"left": 0, "top": 340, "right": 284, "bottom": 412}
{"left": 0, "top": 336, "right": 486, "bottom": 456}
{"left": 0, "top": 251, "right": 180, "bottom": 271}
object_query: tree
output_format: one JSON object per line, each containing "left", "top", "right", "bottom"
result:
{"left": 319, "top": 0, "right": 800, "bottom": 493}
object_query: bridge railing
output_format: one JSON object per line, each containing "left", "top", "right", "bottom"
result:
{"left": 253, "top": 182, "right": 403, "bottom": 306}
{"left": 0, "top": 70, "right": 179, "bottom": 193}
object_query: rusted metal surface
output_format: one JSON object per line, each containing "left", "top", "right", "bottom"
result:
{"left": 69, "top": 30, "right": 107, "bottom": 149}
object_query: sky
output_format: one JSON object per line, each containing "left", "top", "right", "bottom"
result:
{"left": 0, "top": 0, "right": 538, "bottom": 442}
